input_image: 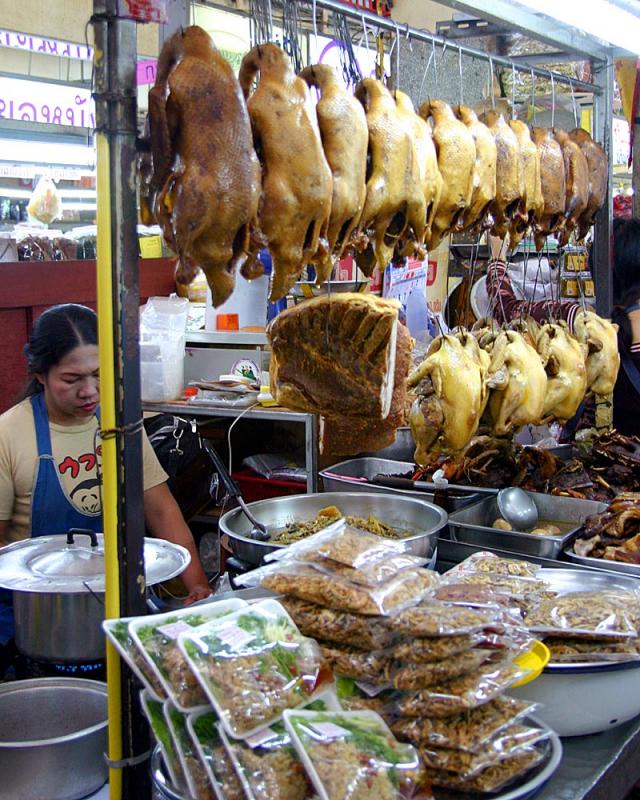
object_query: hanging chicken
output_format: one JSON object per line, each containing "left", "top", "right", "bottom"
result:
{"left": 148, "top": 26, "right": 261, "bottom": 306}
{"left": 455, "top": 105, "right": 497, "bottom": 232}
{"left": 354, "top": 78, "right": 426, "bottom": 273}
{"left": 420, "top": 100, "right": 476, "bottom": 250}
{"left": 239, "top": 44, "right": 333, "bottom": 301}
{"left": 568, "top": 128, "right": 608, "bottom": 241}
{"left": 554, "top": 129, "right": 589, "bottom": 247}
{"left": 479, "top": 110, "right": 524, "bottom": 240}
{"left": 298, "top": 64, "right": 368, "bottom": 283}
{"left": 573, "top": 310, "right": 620, "bottom": 396}
{"left": 530, "top": 127, "right": 566, "bottom": 251}
{"left": 508, "top": 119, "right": 543, "bottom": 249}
{"left": 532, "top": 320, "right": 588, "bottom": 422}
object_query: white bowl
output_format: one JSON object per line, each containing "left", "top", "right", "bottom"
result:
{"left": 510, "top": 662, "right": 640, "bottom": 736}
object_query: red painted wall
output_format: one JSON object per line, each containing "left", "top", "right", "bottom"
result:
{"left": 0, "top": 258, "right": 176, "bottom": 413}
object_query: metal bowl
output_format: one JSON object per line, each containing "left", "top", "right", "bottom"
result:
{"left": 219, "top": 491, "right": 448, "bottom": 565}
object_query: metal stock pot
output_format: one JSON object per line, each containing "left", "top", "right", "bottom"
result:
{"left": 0, "top": 529, "right": 190, "bottom": 662}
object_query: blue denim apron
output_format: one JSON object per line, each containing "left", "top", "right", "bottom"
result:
{"left": 0, "top": 393, "right": 102, "bottom": 644}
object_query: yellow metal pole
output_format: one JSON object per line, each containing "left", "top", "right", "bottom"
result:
{"left": 95, "top": 131, "right": 123, "bottom": 800}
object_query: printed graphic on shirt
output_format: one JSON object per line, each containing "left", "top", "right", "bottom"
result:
{"left": 58, "top": 446, "right": 102, "bottom": 515}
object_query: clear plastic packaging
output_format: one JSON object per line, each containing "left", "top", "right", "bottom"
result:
{"left": 102, "top": 617, "right": 166, "bottom": 700}
{"left": 186, "top": 710, "right": 246, "bottom": 800}
{"left": 418, "top": 724, "right": 549, "bottom": 777}
{"left": 390, "top": 697, "right": 539, "bottom": 752}
{"left": 283, "top": 709, "right": 423, "bottom": 800}
{"left": 388, "top": 603, "right": 502, "bottom": 637}
{"left": 545, "top": 636, "right": 640, "bottom": 663}
{"left": 445, "top": 574, "right": 550, "bottom": 598}
{"left": 130, "top": 598, "right": 247, "bottom": 711}
{"left": 303, "top": 552, "right": 429, "bottom": 588}
{"left": 178, "top": 599, "right": 327, "bottom": 739}
{"left": 318, "top": 642, "right": 392, "bottom": 683}
{"left": 220, "top": 691, "right": 341, "bottom": 800}
{"left": 424, "top": 747, "right": 546, "bottom": 793}
{"left": 395, "top": 659, "right": 530, "bottom": 719}
{"left": 240, "top": 563, "right": 437, "bottom": 616}
{"left": 524, "top": 591, "right": 639, "bottom": 639}
{"left": 164, "top": 702, "right": 215, "bottom": 800}
{"left": 446, "top": 553, "right": 541, "bottom": 579}
{"left": 390, "top": 650, "right": 491, "bottom": 691}
{"left": 140, "top": 690, "right": 185, "bottom": 791}
{"left": 280, "top": 597, "right": 393, "bottom": 650}
{"left": 390, "top": 633, "right": 483, "bottom": 663}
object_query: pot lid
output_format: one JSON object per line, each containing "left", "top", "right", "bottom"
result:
{"left": 0, "top": 533, "right": 190, "bottom": 593}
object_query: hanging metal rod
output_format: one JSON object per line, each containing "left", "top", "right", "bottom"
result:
{"left": 298, "top": 0, "right": 601, "bottom": 95}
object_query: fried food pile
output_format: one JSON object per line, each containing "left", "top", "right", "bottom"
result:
{"left": 573, "top": 494, "right": 640, "bottom": 563}
{"left": 144, "top": 26, "right": 608, "bottom": 307}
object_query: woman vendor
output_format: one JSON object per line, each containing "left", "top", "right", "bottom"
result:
{"left": 0, "top": 303, "right": 211, "bottom": 644}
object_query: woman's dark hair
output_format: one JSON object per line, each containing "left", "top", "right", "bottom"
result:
{"left": 613, "top": 217, "right": 640, "bottom": 306}
{"left": 23, "top": 304, "right": 97, "bottom": 398}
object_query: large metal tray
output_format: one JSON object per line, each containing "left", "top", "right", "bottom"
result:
{"left": 320, "top": 457, "right": 496, "bottom": 511}
{"left": 563, "top": 545, "right": 640, "bottom": 578}
{"left": 448, "top": 492, "right": 607, "bottom": 559}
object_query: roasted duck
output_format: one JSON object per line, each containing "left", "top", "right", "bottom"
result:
{"left": 530, "top": 127, "right": 566, "bottom": 251}
{"left": 508, "top": 119, "right": 543, "bottom": 248}
{"left": 268, "top": 293, "right": 400, "bottom": 420}
{"left": 573, "top": 494, "right": 640, "bottom": 563}
{"left": 573, "top": 310, "right": 620, "bottom": 396}
{"left": 148, "top": 26, "right": 261, "bottom": 306}
{"left": 408, "top": 332, "right": 487, "bottom": 465}
{"left": 456, "top": 105, "right": 497, "bottom": 232}
{"left": 532, "top": 320, "right": 587, "bottom": 423}
{"left": 394, "top": 90, "right": 442, "bottom": 251}
{"left": 299, "top": 64, "right": 368, "bottom": 283}
{"left": 554, "top": 129, "right": 589, "bottom": 247}
{"left": 419, "top": 100, "right": 476, "bottom": 250}
{"left": 479, "top": 110, "right": 523, "bottom": 240}
{"left": 568, "top": 128, "right": 608, "bottom": 241}
{"left": 355, "top": 78, "right": 426, "bottom": 273}
{"left": 239, "top": 44, "right": 332, "bottom": 300}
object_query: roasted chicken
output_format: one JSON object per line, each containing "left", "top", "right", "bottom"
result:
{"left": 532, "top": 320, "right": 588, "bottom": 422}
{"left": 239, "top": 44, "right": 332, "bottom": 301}
{"left": 573, "top": 310, "right": 620, "bottom": 396}
{"left": 148, "top": 26, "right": 261, "bottom": 306}
{"left": 419, "top": 100, "right": 476, "bottom": 250}
{"left": 554, "top": 129, "right": 589, "bottom": 247}
{"left": 354, "top": 78, "right": 426, "bottom": 273}
{"left": 408, "top": 332, "right": 487, "bottom": 464}
{"left": 479, "top": 111, "right": 523, "bottom": 240}
{"left": 299, "top": 64, "right": 368, "bottom": 283}
{"left": 394, "top": 91, "right": 442, "bottom": 251}
{"left": 508, "top": 119, "right": 543, "bottom": 248}
{"left": 568, "top": 128, "right": 608, "bottom": 241}
{"left": 530, "top": 128, "right": 566, "bottom": 251}
{"left": 456, "top": 105, "right": 497, "bottom": 232}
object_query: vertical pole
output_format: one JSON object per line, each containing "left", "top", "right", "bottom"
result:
{"left": 592, "top": 54, "right": 614, "bottom": 317}
{"left": 633, "top": 118, "right": 640, "bottom": 218}
{"left": 92, "top": 1, "right": 149, "bottom": 797}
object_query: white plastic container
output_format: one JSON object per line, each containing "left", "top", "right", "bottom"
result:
{"left": 140, "top": 295, "right": 190, "bottom": 402}
{"left": 204, "top": 273, "right": 269, "bottom": 331}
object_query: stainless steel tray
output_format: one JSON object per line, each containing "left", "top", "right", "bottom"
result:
{"left": 320, "top": 457, "right": 496, "bottom": 511}
{"left": 448, "top": 492, "right": 607, "bottom": 559}
{"left": 538, "top": 566, "right": 640, "bottom": 594}
{"left": 563, "top": 545, "right": 640, "bottom": 578}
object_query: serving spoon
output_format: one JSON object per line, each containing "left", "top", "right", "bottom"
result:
{"left": 497, "top": 487, "right": 539, "bottom": 532}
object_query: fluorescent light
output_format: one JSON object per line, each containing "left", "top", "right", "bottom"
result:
{"left": 514, "top": 0, "right": 640, "bottom": 55}
{"left": 0, "top": 138, "right": 96, "bottom": 169}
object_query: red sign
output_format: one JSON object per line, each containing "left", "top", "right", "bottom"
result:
{"left": 119, "top": 0, "right": 167, "bottom": 23}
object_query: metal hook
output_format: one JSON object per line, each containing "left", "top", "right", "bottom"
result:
{"left": 432, "top": 35, "right": 439, "bottom": 96}
{"left": 511, "top": 62, "right": 516, "bottom": 119}
{"left": 361, "top": 13, "right": 372, "bottom": 76}
{"left": 530, "top": 67, "right": 536, "bottom": 125}
{"left": 570, "top": 78, "right": 579, "bottom": 128}
{"left": 419, "top": 42, "right": 435, "bottom": 101}
{"left": 488, "top": 55, "right": 495, "bottom": 110}
{"left": 548, "top": 69, "right": 555, "bottom": 129}
{"left": 311, "top": 0, "right": 318, "bottom": 57}
{"left": 458, "top": 46, "right": 463, "bottom": 107}
{"left": 393, "top": 21, "right": 401, "bottom": 86}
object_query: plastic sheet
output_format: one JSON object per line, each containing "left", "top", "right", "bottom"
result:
{"left": 388, "top": 603, "right": 503, "bottom": 637}
{"left": 186, "top": 711, "right": 245, "bottom": 800}
{"left": 525, "top": 591, "right": 639, "bottom": 639}
{"left": 390, "top": 650, "right": 491, "bottom": 690}
{"left": 423, "top": 747, "right": 546, "bottom": 793}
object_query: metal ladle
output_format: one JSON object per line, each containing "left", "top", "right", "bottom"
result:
{"left": 202, "top": 441, "right": 270, "bottom": 541}
{"left": 497, "top": 487, "right": 539, "bottom": 532}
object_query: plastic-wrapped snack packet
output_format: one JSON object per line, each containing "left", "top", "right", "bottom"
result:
{"left": 103, "top": 617, "right": 167, "bottom": 700}
{"left": 545, "top": 637, "right": 640, "bottom": 663}
{"left": 283, "top": 709, "right": 424, "bottom": 800}
{"left": 446, "top": 553, "right": 541, "bottom": 579}
{"left": 446, "top": 574, "right": 550, "bottom": 598}
{"left": 140, "top": 690, "right": 185, "bottom": 791}
{"left": 220, "top": 691, "right": 340, "bottom": 800}
{"left": 334, "top": 677, "right": 394, "bottom": 718}
{"left": 186, "top": 710, "right": 245, "bottom": 800}
{"left": 130, "top": 598, "right": 247, "bottom": 711}
{"left": 525, "top": 591, "right": 638, "bottom": 639}
{"left": 391, "top": 697, "right": 539, "bottom": 751}
{"left": 388, "top": 603, "right": 502, "bottom": 637}
{"left": 317, "top": 641, "right": 392, "bottom": 682}
{"left": 178, "top": 599, "right": 327, "bottom": 739}
{"left": 265, "top": 520, "right": 407, "bottom": 568}
{"left": 390, "top": 649, "right": 491, "bottom": 691}
{"left": 418, "top": 724, "right": 549, "bottom": 777}
{"left": 395, "top": 659, "right": 530, "bottom": 719}
{"left": 239, "top": 563, "right": 438, "bottom": 616}
{"left": 390, "top": 633, "right": 483, "bottom": 663}
{"left": 165, "top": 702, "right": 215, "bottom": 800}
{"left": 301, "top": 551, "right": 429, "bottom": 588}
{"left": 424, "top": 747, "right": 546, "bottom": 793}
{"left": 280, "top": 598, "right": 393, "bottom": 650}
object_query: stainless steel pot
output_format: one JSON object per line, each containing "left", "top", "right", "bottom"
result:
{"left": 0, "top": 678, "right": 108, "bottom": 800}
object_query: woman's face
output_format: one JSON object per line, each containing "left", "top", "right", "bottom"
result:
{"left": 37, "top": 344, "right": 100, "bottom": 424}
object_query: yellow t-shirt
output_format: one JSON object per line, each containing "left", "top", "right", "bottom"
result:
{"left": 0, "top": 397, "right": 168, "bottom": 543}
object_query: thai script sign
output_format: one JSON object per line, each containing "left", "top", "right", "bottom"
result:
{"left": 0, "top": 76, "right": 95, "bottom": 129}
{"left": 0, "top": 29, "right": 92, "bottom": 61}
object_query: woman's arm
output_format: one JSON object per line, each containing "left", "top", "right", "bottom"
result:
{"left": 143, "top": 482, "right": 211, "bottom": 604}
